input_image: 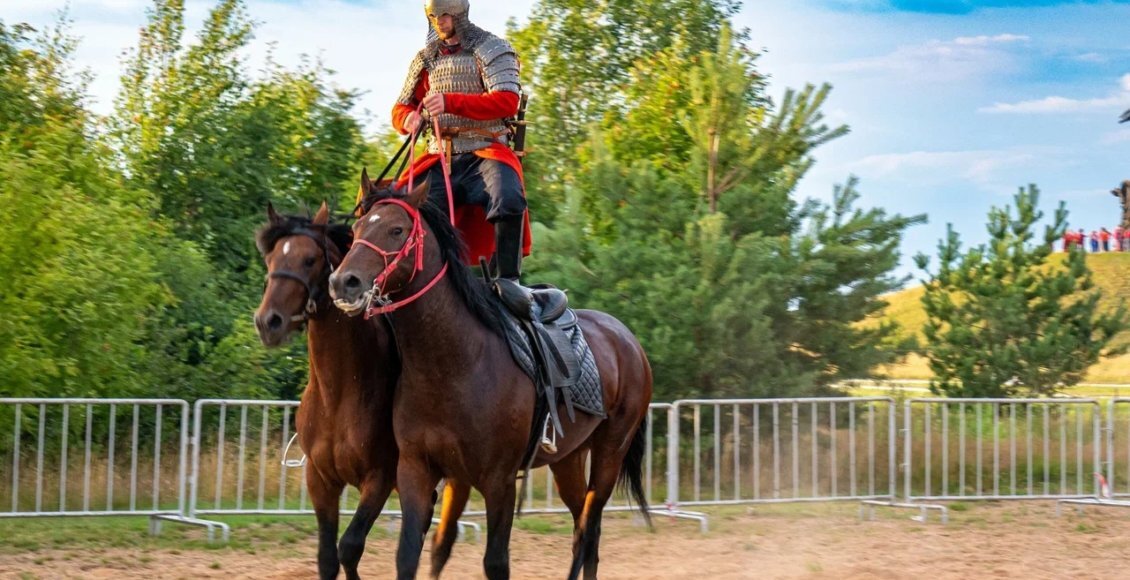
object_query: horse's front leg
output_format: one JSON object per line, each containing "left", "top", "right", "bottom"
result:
{"left": 307, "top": 467, "right": 345, "bottom": 580}
{"left": 395, "top": 458, "right": 441, "bottom": 580}
{"left": 481, "top": 475, "right": 518, "bottom": 580}
{"left": 338, "top": 472, "right": 396, "bottom": 580}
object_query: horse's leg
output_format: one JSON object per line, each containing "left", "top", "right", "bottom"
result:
{"left": 395, "top": 459, "right": 441, "bottom": 580}
{"left": 429, "top": 479, "right": 472, "bottom": 578}
{"left": 569, "top": 431, "right": 641, "bottom": 578}
{"left": 548, "top": 449, "right": 590, "bottom": 564}
{"left": 338, "top": 473, "right": 395, "bottom": 580}
{"left": 481, "top": 476, "right": 518, "bottom": 580}
{"left": 308, "top": 469, "right": 345, "bottom": 580}
{"left": 568, "top": 446, "right": 626, "bottom": 580}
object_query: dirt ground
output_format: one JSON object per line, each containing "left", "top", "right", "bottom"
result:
{"left": 3, "top": 502, "right": 1130, "bottom": 579}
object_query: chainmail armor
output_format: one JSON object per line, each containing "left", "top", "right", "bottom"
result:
{"left": 402, "top": 3, "right": 521, "bottom": 154}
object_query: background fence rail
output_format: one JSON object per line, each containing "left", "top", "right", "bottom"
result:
{"left": 3, "top": 396, "right": 1127, "bottom": 541}
{"left": 903, "top": 399, "right": 1103, "bottom": 501}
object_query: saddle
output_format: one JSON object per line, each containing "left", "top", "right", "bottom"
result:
{"left": 494, "top": 279, "right": 605, "bottom": 446}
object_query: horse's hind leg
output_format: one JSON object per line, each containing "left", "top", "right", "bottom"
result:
{"left": 548, "top": 449, "right": 590, "bottom": 565}
{"left": 308, "top": 469, "right": 345, "bottom": 580}
{"left": 567, "top": 459, "right": 618, "bottom": 580}
{"left": 339, "top": 473, "right": 395, "bottom": 580}
{"left": 429, "top": 479, "right": 472, "bottom": 578}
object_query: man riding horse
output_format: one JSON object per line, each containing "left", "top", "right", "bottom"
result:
{"left": 392, "top": 0, "right": 531, "bottom": 304}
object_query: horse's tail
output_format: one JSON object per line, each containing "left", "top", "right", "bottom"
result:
{"left": 617, "top": 414, "right": 652, "bottom": 529}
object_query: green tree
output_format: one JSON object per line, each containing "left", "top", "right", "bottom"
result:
{"left": 508, "top": 0, "right": 742, "bottom": 223}
{"left": 107, "top": 0, "right": 368, "bottom": 400}
{"left": 0, "top": 18, "right": 172, "bottom": 399}
{"left": 518, "top": 5, "right": 924, "bottom": 399}
{"left": 915, "top": 185, "right": 1129, "bottom": 398}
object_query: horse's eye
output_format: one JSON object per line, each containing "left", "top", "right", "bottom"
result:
{"left": 391, "top": 227, "right": 404, "bottom": 237}
{"left": 304, "top": 256, "right": 316, "bottom": 268}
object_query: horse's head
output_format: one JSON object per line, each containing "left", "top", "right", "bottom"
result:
{"left": 330, "top": 168, "right": 436, "bottom": 318}
{"left": 254, "top": 202, "right": 350, "bottom": 346}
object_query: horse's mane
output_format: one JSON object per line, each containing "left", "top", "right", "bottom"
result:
{"left": 255, "top": 212, "right": 353, "bottom": 258}
{"left": 362, "top": 185, "right": 507, "bottom": 339}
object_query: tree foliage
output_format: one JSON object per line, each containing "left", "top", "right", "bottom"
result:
{"left": 524, "top": 18, "right": 923, "bottom": 399}
{"left": 3, "top": 0, "right": 930, "bottom": 403}
{"left": 915, "top": 185, "right": 1129, "bottom": 398}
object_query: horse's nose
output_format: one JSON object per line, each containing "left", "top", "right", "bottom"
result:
{"left": 330, "top": 269, "right": 363, "bottom": 301}
{"left": 254, "top": 310, "right": 283, "bottom": 332}
{"left": 254, "top": 310, "right": 286, "bottom": 346}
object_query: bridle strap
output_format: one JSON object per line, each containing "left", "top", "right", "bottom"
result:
{"left": 365, "top": 263, "right": 449, "bottom": 319}
{"left": 351, "top": 197, "right": 452, "bottom": 318}
{"left": 265, "top": 230, "right": 340, "bottom": 322}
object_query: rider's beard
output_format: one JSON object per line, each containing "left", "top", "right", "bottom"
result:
{"left": 431, "top": 19, "right": 456, "bottom": 42}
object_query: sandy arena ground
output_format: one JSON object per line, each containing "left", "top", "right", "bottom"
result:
{"left": 2, "top": 502, "right": 1129, "bottom": 579}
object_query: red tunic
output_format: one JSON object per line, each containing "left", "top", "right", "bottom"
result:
{"left": 392, "top": 68, "right": 532, "bottom": 265}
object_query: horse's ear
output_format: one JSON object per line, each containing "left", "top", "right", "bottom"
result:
{"left": 360, "top": 167, "right": 373, "bottom": 196}
{"left": 313, "top": 201, "right": 330, "bottom": 226}
{"left": 267, "top": 202, "right": 282, "bottom": 224}
{"left": 406, "top": 176, "right": 429, "bottom": 208}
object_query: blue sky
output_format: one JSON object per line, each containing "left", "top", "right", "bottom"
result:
{"left": 3, "top": 0, "right": 1128, "bottom": 281}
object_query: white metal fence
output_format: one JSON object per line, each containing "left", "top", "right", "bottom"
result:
{"left": 4, "top": 395, "right": 1130, "bottom": 541}
{"left": 667, "top": 398, "right": 897, "bottom": 506}
{"left": 902, "top": 399, "right": 1103, "bottom": 501}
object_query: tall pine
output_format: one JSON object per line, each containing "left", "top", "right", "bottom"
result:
{"left": 915, "top": 185, "right": 1129, "bottom": 398}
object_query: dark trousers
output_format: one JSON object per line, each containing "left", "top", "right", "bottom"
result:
{"left": 424, "top": 153, "right": 526, "bottom": 222}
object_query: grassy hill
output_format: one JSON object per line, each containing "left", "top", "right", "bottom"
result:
{"left": 874, "top": 252, "right": 1130, "bottom": 383}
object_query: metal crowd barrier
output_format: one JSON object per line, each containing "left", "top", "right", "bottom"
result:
{"left": 187, "top": 399, "right": 481, "bottom": 540}
{"left": 4, "top": 395, "right": 1128, "bottom": 541}
{"left": 902, "top": 398, "right": 1102, "bottom": 501}
{"left": 0, "top": 398, "right": 224, "bottom": 539}
{"left": 667, "top": 398, "right": 898, "bottom": 506}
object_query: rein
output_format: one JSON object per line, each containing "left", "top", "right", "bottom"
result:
{"left": 351, "top": 108, "right": 458, "bottom": 320}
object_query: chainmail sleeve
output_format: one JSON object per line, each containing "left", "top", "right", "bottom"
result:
{"left": 475, "top": 36, "right": 521, "bottom": 95}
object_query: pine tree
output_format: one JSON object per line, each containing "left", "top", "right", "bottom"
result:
{"left": 915, "top": 185, "right": 1129, "bottom": 398}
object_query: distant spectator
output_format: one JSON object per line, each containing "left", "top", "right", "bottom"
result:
{"left": 1090, "top": 230, "right": 1100, "bottom": 252}
{"left": 1101, "top": 228, "right": 1112, "bottom": 252}
{"left": 1123, "top": 227, "right": 1130, "bottom": 251}
{"left": 1063, "top": 230, "right": 1076, "bottom": 252}
{"left": 1115, "top": 226, "right": 1124, "bottom": 252}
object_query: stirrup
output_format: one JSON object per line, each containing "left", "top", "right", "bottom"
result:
{"left": 539, "top": 413, "right": 558, "bottom": 455}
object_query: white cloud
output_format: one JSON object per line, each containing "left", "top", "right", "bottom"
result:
{"left": 830, "top": 33, "right": 1028, "bottom": 82}
{"left": 846, "top": 148, "right": 1040, "bottom": 189}
{"left": 8, "top": 0, "right": 536, "bottom": 132}
{"left": 979, "top": 73, "right": 1130, "bottom": 115}
{"left": 952, "top": 34, "right": 1029, "bottom": 46}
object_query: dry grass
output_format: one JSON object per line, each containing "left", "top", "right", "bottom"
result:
{"left": 874, "top": 252, "right": 1130, "bottom": 382}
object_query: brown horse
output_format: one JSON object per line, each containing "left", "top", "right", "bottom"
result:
{"left": 253, "top": 203, "right": 471, "bottom": 579}
{"left": 329, "top": 174, "right": 654, "bottom": 580}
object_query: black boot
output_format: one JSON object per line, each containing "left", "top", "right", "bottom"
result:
{"left": 494, "top": 215, "right": 523, "bottom": 281}
{"left": 493, "top": 216, "right": 527, "bottom": 312}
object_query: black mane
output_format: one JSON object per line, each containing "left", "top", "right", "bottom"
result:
{"left": 362, "top": 185, "right": 507, "bottom": 338}
{"left": 255, "top": 213, "right": 353, "bottom": 258}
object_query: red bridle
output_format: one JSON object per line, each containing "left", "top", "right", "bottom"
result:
{"left": 351, "top": 108, "right": 457, "bottom": 320}
{"left": 351, "top": 197, "right": 449, "bottom": 319}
